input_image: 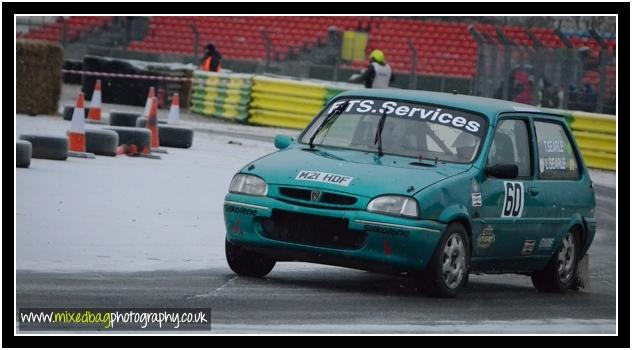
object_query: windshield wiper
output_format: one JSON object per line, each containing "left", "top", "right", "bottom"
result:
{"left": 374, "top": 109, "right": 387, "bottom": 157}
{"left": 309, "top": 100, "right": 348, "bottom": 149}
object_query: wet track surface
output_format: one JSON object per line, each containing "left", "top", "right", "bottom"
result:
{"left": 16, "top": 187, "right": 616, "bottom": 334}
{"left": 15, "top": 91, "right": 617, "bottom": 333}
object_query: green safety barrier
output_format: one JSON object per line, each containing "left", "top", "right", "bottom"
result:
{"left": 190, "top": 70, "right": 252, "bottom": 122}
{"left": 190, "top": 70, "right": 616, "bottom": 171}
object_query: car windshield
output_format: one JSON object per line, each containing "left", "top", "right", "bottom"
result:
{"left": 300, "top": 98, "right": 488, "bottom": 164}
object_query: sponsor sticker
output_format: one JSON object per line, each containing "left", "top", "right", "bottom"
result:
{"left": 538, "top": 238, "right": 555, "bottom": 249}
{"left": 471, "top": 178, "right": 482, "bottom": 207}
{"left": 325, "top": 99, "right": 486, "bottom": 137}
{"left": 224, "top": 205, "right": 257, "bottom": 217}
{"left": 471, "top": 193, "right": 482, "bottom": 207}
{"left": 363, "top": 225, "right": 409, "bottom": 238}
{"left": 477, "top": 225, "right": 495, "bottom": 248}
{"left": 502, "top": 181, "right": 524, "bottom": 218}
{"left": 521, "top": 240, "right": 536, "bottom": 255}
{"left": 296, "top": 170, "right": 353, "bottom": 186}
{"left": 538, "top": 137, "right": 573, "bottom": 173}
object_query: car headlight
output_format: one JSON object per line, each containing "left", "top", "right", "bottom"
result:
{"left": 229, "top": 174, "right": 268, "bottom": 196}
{"left": 367, "top": 195, "right": 419, "bottom": 218}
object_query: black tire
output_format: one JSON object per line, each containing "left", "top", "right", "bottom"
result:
{"left": 225, "top": 239, "right": 275, "bottom": 278}
{"left": 16, "top": 140, "right": 32, "bottom": 168}
{"left": 420, "top": 223, "right": 470, "bottom": 298}
{"left": 18, "top": 134, "right": 68, "bottom": 161}
{"left": 103, "top": 126, "right": 151, "bottom": 150}
{"left": 136, "top": 118, "right": 192, "bottom": 148}
{"left": 159, "top": 125, "right": 194, "bottom": 148}
{"left": 109, "top": 111, "right": 141, "bottom": 127}
{"left": 85, "top": 128, "right": 119, "bottom": 156}
{"left": 135, "top": 117, "right": 167, "bottom": 128}
{"left": 62, "top": 106, "right": 90, "bottom": 121}
{"left": 531, "top": 230, "right": 579, "bottom": 293}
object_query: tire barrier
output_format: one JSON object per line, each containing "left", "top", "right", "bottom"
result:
{"left": 189, "top": 70, "right": 615, "bottom": 171}
{"left": 568, "top": 111, "right": 616, "bottom": 171}
{"left": 135, "top": 117, "right": 167, "bottom": 128}
{"left": 16, "top": 140, "right": 32, "bottom": 168}
{"left": 109, "top": 111, "right": 141, "bottom": 127}
{"left": 63, "top": 106, "right": 91, "bottom": 121}
{"left": 248, "top": 76, "right": 327, "bottom": 129}
{"left": 81, "top": 55, "right": 194, "bottom": 108}
{"left": 103, "top": 126, "right": 152, "bottom": 154}
{"left": 18, "top": 134, "right": 68, "bottom": 161}
{"left": 85, "top": 129, "right": 119, "bottom": 156}
{"left": 135, "top": 117, "right": 193, "bottom": 148}
{"left": 190, "top": 70, "right": 252, "bottom": 122}
{"left": 190, "top": 72, "right": 361, "bottom": 129}
{"left": 157, "top": 125, "right": 194, "bottom": 148}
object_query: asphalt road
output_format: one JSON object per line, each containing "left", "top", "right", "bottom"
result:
{"left": 15, "top": 85, "right": 617, "bottom": 334}
{"left": 16, "top": 185, "right": 616, "bottom": 334}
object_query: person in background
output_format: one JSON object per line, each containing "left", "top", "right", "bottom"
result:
{"left": 349, "top": 49, "right": 393, "bottom": 88}
{"left": 581, "top": 83, "right": 598, "bottom": 112}
{"left": 200, "top": 43, "right": 222, "bottom": 72}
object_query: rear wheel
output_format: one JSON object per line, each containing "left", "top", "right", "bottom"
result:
{"left": 421, "top": 223, "right": 469, "bottom": 298}
{"left": 531, "top": 230, "right": 579, "bottom": 292}
{"left": 225, "top": 239, "right": 275, "bottom": 277}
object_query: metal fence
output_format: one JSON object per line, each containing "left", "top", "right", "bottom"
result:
{"left": 473, "top": 42, "right": 615, "bottom": 114}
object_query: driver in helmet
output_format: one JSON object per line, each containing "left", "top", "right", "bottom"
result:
{"left": 452, "top": 132, "right": 479, "bottom": 162}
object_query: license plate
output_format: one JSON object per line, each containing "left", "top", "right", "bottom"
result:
{"left": 295, "top": 170, "right": 353, "bottom": 187}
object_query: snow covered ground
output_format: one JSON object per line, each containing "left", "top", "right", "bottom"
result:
{"left": 14, "top": 86, "right": 617, "bottom": 334}
{"left": 14, "top": 106, "right": 616, "bottom": 272}
{"left": 15, "top": 113, "right": 280, "bottom": 271}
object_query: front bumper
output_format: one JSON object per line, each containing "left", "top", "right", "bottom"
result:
{"left": 223, "top": 193, "right": 446, "bottom": 273}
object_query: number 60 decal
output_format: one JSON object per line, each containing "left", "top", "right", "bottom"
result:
{"left": 502, "top": 181, "right": 524, "bottom": 218}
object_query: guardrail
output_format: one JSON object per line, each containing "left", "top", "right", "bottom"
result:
{"left": 189, "top": 70, "right": 616, "bottom": 171}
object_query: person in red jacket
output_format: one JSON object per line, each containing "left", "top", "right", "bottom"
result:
{"left": 200, "top": 43, "right": 222, "bottom": 72}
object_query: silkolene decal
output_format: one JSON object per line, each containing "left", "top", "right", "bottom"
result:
{"left": 327, "top": 99, "right": 486, "bottom": 137}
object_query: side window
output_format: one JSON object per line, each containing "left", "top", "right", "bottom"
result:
{"left": 534, "top": 121, "right": 580, "bottom": 180}
{"left": 486, "top": 119, "right": 531, "bottom": 178}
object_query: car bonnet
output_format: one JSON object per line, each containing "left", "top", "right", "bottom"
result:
{"left": 241, "top": 147, "right": 470, "bottom": 197}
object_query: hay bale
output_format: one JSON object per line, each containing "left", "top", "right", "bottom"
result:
{"left": 16, "top": 40, "right": 64, "bottom": 115}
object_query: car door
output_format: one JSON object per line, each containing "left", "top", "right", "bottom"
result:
{"left": 476, "top": 117, "right": 543, "bottom": 260}
{"left": 531, "top": 119, "right": 592, "bottom": 255}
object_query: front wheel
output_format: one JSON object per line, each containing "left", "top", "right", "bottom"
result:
{"left": 420, "top": 223, "right": 470, "bottom": 298}
{"left": 531, "top": 230, "right": 579, "bottom": 292}
{"left": 225, "top": 239, "right": 276, "bottom": 277}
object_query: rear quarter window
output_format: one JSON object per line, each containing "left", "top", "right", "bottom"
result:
{"left": 534, "top": 120, "right": 580, "bottom": 180}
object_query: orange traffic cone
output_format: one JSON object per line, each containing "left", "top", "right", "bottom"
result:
{"left": 147, "top": 96, "right": 160, "bottom": 148}
{"left": 87, "top": 79, "right": 102, "bottom": 122}
{"left": 167, "top": 93, "right": 180, "bottom": 124}
{"left": 143, "top": 86, "right": 156, "bottom": 117}
{"left": 68, "top": 92, "right": 87, "bottom": 152}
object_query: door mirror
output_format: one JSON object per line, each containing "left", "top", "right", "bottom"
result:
{"left": 485, "top": 164, "right": 519, "bottom": 179}
{"left": 274, "top": 135, "right": 293, "bottom": 150}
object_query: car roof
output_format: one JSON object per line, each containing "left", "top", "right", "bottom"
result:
{"left": 335, "top": 89, "right": 563, "bottom": 121}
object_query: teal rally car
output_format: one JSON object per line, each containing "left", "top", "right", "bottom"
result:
{"left": 223, "top": 89, "right": 596, "bottom": 297}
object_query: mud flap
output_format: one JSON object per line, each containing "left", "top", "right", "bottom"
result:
{"left": 575, "top": 253, "right": 590, "bottom": 289}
